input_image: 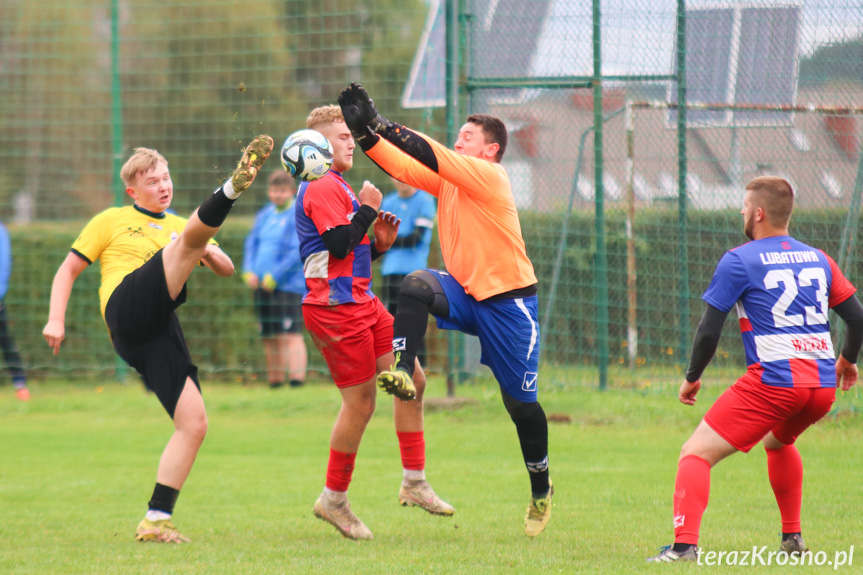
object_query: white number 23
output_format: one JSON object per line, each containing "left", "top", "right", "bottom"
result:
{"left": 763, "top": 267, "right": 828, "bottom": 327}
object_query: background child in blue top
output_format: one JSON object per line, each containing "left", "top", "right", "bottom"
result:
{"left": 243, "top": 171, "right": 308, "bottom": 388}
{"left": 0, "top": 221, "right": 28, "bottom": 400}
{"left": 380, "top": 178, "right": 436, "bottom": 364}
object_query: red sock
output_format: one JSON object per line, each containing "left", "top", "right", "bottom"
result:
{"left": 397, "top": 431, "right": 425, "bottom": 471}
{"left": 766, "top": 444, "right": 803, "bottom": 533}
{"left": 673, "top": 455, "right": 711, "bottom": 545}
{"left": 325, "top": 448, "right": 357, "bottom": 492}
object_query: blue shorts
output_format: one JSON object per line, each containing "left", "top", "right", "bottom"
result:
{"left": 428, "top": 270, "right": 540, "bottom": 402}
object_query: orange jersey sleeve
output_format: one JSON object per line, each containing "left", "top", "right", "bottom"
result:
{"left": 366, "top": 134, "right": 537, "bottom": 300}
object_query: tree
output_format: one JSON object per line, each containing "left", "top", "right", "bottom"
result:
{"left": 799, "top": 35, "right": 863, "bottom": 86}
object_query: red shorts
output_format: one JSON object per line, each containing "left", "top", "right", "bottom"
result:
{"left": 302, "top": 298, "right": 393, "bottom": 388}
{"left": 704, "top": 373, "right": 835, "bottom": 453}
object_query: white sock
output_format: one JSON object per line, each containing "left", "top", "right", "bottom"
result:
{"left": 145, "top": 510, "right": 171, "bottom": 521}
{"left": 221, "top": 178, "right": 240, "bottom": 200}
{"left": 323, "top": 487, "right": 347, "bottom": 506}
{"left": 404, "top": 469, "right": 425, "bottom": 482}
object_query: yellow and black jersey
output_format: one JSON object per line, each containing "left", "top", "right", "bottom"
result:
{"left": 71, "top": 205, "right": 215, "bottom": 316}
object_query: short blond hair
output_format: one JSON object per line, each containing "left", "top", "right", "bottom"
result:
{"left": 306, "top": 105, "right": 344, "bottom": 131}
{"left": 120, "top": 148, "right": 167, "bottom": 187}
{"left": 746, "top": 176, "right": 794, "bottom": 227}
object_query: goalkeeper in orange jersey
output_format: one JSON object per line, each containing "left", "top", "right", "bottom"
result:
{"left": 338, "top": 83, "right": 551, "bottom": 537}
{"left": 42, "top": 136, "right": 274, "bottom": 543}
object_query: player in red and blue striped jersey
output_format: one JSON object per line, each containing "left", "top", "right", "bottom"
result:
{"left": 706, "top": 233, "right": 854, "bottom": 389}
{"left": 297, "top": 105, "right": 453, "bottom": 541}
{"left": 649, "top": 176, "right": 863, "bottom": 562}
{"left": 296, "top": 167, "right": 375, "bottom": 307}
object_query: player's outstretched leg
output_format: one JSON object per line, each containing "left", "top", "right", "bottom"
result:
{"left": 163, "top": 134, "right": 273, "bottom": 300}
{"left": 194, "top": 133, "right": 274, "bottom": 231}
{"left": 377, "top": 271, "right": 445, "bottom": 401}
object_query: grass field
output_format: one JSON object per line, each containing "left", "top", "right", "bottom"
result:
{"left": 1, "top": 374, "right": 861, "bottom": 574}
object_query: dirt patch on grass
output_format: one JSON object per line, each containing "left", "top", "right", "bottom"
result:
{"left": 424, "top": 396, "right": 479, "bottom": 412}
{"left": 547, "top": 412, "right": 573, "bottom": 424}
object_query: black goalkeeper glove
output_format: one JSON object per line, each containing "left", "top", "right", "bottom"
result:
{"left": 338, "top": 82, "right": 392, "bottom": 142}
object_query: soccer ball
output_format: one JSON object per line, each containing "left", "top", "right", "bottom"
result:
{"left": 280, "top": 129, "right": 334, "bottom": 181}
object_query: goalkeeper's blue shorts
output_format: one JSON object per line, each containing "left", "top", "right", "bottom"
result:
{"left": 427, "top": 269, "right": 540, "bottom": 403}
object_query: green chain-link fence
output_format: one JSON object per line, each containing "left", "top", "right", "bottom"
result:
{"left": 2, "top": 1, "right": 863, "bottom": 398}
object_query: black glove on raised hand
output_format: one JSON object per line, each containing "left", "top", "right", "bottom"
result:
{"left": 338, "top": 82, "right": 392, "bottom": 142}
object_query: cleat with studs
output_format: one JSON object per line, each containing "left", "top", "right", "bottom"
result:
{"left": 376, "top": 369, "right": 416, "bottom": 401}
{"left": 135, "top": 518, "right": 190, "bottom": 544}
{"left": 524, "top": 479, "right": 553, "bottom": 537}
{"left": 780, "top": 533, "right": 808, "bottom": 555}
{"left": 646, "top": 544, "right": 699, "bottom": 562}
{"left": 313, "top": 495, "right": 373, "bottom": 540}
{"left": 231, "top": 135, "right": 274, "bottom": 194}
{"left": 399, "top": 480, "right": 454, "bottom": 516}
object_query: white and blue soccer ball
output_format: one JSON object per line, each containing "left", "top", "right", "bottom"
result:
{"left": 280, "top": 129, "right": 334, "bottom": 182}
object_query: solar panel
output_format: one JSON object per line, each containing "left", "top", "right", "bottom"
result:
{"left": 669, "top": 8, "right": 735, "bottom": 126}
{"left": 669, "top": 5, "right": 801, "bottom": 127}
{"left": 402, "top": 0, "right": 552, "bottom": 109}
{"left": 734, "top": 6, "right": 801, "bottom": 125}
{"left": 401, "top": 0, "right": 446, "bottom": 109}
{"left": 469, "top": 0, "right": 551, "bottom": 79}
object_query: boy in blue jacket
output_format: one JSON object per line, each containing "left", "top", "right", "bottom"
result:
{"left": 243, "top": 172, "right": 308, "bottom": 388}
{"left": 0, "top": 221, "right": 28, "bottom": 400}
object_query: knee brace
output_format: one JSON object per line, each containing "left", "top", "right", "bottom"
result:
{"left": 501, "top": 390, "right": 545, "bottom": 423}
{"left": 401, "top": 270, "right": 449, "bottom": 318}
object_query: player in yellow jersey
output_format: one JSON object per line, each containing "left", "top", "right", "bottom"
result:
{"left": 42, "top": 136, "right": 274, "bottom": 543}
{"left": 339, "top": 83, "right": 551, "bottom": 537}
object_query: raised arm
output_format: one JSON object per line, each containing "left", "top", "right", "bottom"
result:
{"left": 320, "top": 180, "right": 382, "bottom": 259}
{"left": 339, "top": 82, "right": 506, "bottom": 201}
{"left": 43, "top": 252, "right": 89, "bottom": 355}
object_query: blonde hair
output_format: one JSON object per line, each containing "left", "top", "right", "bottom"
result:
{"left": 306, "top": 105, "right": 344, "bottom": 131}
{"left": 120, "top": 148, "right": 168, "bottom": 187}
{"left": 745, "top": 176, "right": 794, "bottom": 227}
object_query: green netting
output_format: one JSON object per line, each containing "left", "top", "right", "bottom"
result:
{"left": 464, "top": 0, "right": 863, "bottom": 391}
{"left": 2, "top": 1, "right": 863, "bottom": 394}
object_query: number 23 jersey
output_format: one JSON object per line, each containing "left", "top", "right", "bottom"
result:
{"left": 703, "top": 235, "right": 856, "bottom": 388}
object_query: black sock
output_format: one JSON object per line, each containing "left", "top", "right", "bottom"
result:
{"left": 782, "top": 532, "right": 802, "bottom": 542}
{"left": 673, "top": 543, "right": 696, "bottom": 553}
{"left": 148, "top": 482, "right": 180, "bottom": 514}
{"left": 502, "top": 396, "right": 550, "bottom": 496}
{"left": 289, "top": 379, "right": 304, "bottom": 387}
{"left": 392, "top": 291, "right": 432, "bottom": 376}
{"left": 197, "top": 187, "right": 236, "bottom": 228}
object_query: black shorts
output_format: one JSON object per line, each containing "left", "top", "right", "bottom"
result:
{"left": 254, "top": 289, "right": 304, "bottom": 337}
{"left": 105, "top": 249, "right": 200, "bottom": 418}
